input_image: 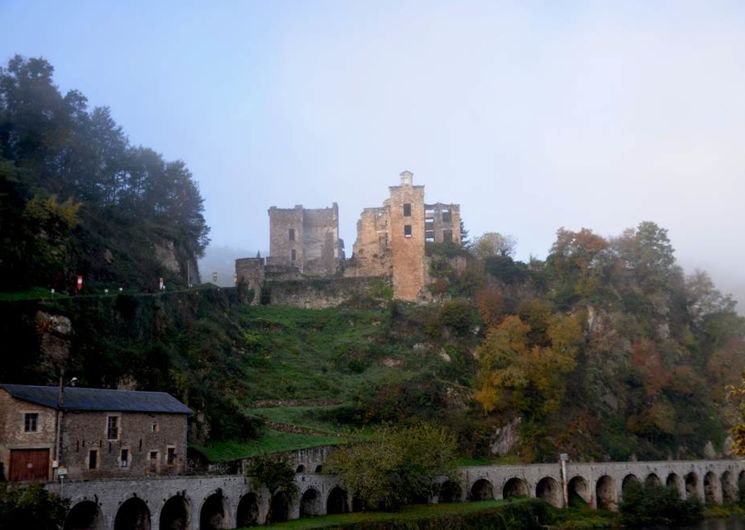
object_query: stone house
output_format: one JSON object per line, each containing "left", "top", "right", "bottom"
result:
{"left": 0, "top": 384, "right": 191, "bottom": 481}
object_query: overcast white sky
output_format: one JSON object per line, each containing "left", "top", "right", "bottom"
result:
{"left": 2, "top": 1, "right": 744, "bottom": 309}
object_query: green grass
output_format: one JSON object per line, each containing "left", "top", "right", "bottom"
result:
{"left": 249, "top": 406, "right": 360, "bottom": 435}
{"left": 237, "top": 305, "right": 447, "bottom": 403}
{"left": 193, "top": 429, "right": 340, "bottom": 462}
{"left": 258, "top": 500, "right": 510, "bottom": 529}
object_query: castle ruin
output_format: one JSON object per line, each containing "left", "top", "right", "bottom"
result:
{"left": 236, "top": 171, "right": 461, "bottom": 306}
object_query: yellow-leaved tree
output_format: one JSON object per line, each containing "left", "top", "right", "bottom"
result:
{"left": 474, "top": 312, "right": 583, "bottom": 418}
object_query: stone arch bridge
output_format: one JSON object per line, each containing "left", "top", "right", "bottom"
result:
{"left": 48, "top": 459, "right": 744, "bottom": 530}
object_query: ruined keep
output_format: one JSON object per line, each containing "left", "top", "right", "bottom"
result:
{"left": 236, "top": 171, "right": 461, "bottom": 305}
{"left": 267, "top": 203, "right": 342, "bottom": 276}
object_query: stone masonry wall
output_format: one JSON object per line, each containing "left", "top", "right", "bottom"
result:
{"left": 425, "top": 203, "right": 462, "bottom": 244}
{"left": 0, "top": 391, "right": 56, "bottom": 480}
{"left": 388, "top": 175, "right": 426, "bottom": 301}
{"left": 235, "top": 257, "right": 265, "bottom": 305}
{"left": 266, "top": 276, "right": 390, "bottom": 309}
{"left": 60, "top": 410, "right": 188, "bottom": 480}
{"left": 345, "top": 207, "right": 391, "bottom": 279}
{"left": 268, "top": 206, "right": 304, "bottom": 268}
{"left": 268, "top": 204, "right": 340, "bottom": 275}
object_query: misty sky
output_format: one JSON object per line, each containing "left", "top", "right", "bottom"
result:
{"left": 2, "top": 1, "right": 744, "bottom": 308}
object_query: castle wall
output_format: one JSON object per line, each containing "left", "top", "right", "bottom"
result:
{"left": 345, "top": 207, "right": 391, "bottom": 279}
{"left": 235, "top": 258, "right": 265, "bottom": 305}
{"left": 268, "top": 206, "right": 304, "bottom": 268}
{"left": 265, "top": 276, "right": 390, "bottom": 309}
{"left": 301, "top": 204, "right": 339, "bottom": 275}
{"left": 268, "top": 204, "right": 340, "bottom": 275}
{"left": 426, "top": 203, "right": 462, "bottom": 244}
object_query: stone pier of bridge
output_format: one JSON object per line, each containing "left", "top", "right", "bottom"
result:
{"left": 47, "top": 459, "right": 745, "bottom": 530}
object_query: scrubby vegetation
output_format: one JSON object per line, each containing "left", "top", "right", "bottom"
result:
{"left": 0, "top": 483, "right": 68, "bottom": 530}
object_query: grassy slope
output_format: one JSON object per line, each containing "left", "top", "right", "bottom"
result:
{"left": 198, "top": 304, "right": 453, "bottom": 461}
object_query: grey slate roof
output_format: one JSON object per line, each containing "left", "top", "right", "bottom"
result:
{"left": 0, "top": 384, "right": 192, "bottom": 415}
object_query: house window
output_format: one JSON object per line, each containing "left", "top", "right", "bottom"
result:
{"left": 167, "top": 447, "right": 176, "bottom": 465}
{"left": 88, "top": 449, "right": 98, "bottom": 470}
{"left": 443, "top": 230, "right": 453, "bottom": 243}
{"left": 289, "top": 228, "right": 295, "bottom": 241}
{"left": 403, "top": 203, "right": 411, "bottom": 217}
{"left": 149, "top": 451, "right": 158, "bottom": 472}
{"left": 24, "top": 413, "right": 38, "bottom": 432}
{"left": 291, "top": 249, "right": 296, "bottom": 261}
{"left": 107, "top": 416, "right": 119, "bottom": 440}
{"left": 442, "top": 210, "right": 452, "bottom": 223}
{"left": 404, "top": 225, "right": 412, "bottom": 238}
{"left": 150, "top": 422, "right": 158, "bottom": 433}
{"left": 120, "top": 448, "right": 129, "bottom": 468}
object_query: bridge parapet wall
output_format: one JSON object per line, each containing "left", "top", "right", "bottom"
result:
{"left": 49, "top": 459, "right": 745, "bottom": 529}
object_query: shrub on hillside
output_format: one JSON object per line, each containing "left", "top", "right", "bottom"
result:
{"left": 0, "top": 483, "right": 68, "bottom": 530}
{"left": 619, "top": 481, "right": 702, "bottom": 527}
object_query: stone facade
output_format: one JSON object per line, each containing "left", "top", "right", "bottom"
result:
{"left": 268, "top": 203, "right": 341, "bottom": 275}
{"left": 59, "top": 410, "right": 187, "bottom": 480}
{"left": 0, "top": 387, "right": 189, "bottom": 482}
{"left": 0, "top": 389, "right": 56, "bottom": 481}
{"left": 236, "top": 171, "right": 462, "bottom": 305}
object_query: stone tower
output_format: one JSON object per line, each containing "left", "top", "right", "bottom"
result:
{"left": 388, "top": 171, "right": 426, "bottom": 301}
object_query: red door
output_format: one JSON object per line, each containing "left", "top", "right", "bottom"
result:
{"left": 9, "top": 449, "right": 50, "bottom": 481}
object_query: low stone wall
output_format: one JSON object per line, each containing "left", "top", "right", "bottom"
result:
{"left": 265, "top": 276, "right": 389, "bottom": 309}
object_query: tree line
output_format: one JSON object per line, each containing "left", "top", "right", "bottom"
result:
{"left": 0, "top": 55, "right": 209, "bottom": 292}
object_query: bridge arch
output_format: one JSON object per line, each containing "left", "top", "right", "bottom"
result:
{"left": 536, "top": 477, "right": 562, "bottom": 507}
{"left": 666, "top": 473, "right": 683, "bottom": 498}
{"left": 159, "top": 494, "right": 190, "bottom": 530}
{"left": 268, "top": 491, "right": 291, "bottom": 524}
{"left": 114, "top": 497, "right": 151, "bottom": 530}
{"left": 503, "top": 477, "right": 529, "bottom": 499}
{"left": 236, "top": 492, "right": 259, "bottom": 527}
{"left": 596, "top": 475, "right": 616, "bottom": 510}
{"left": 644, "top": 473, "right": 661, "bottom": 488}
{"left": 200, "top": 490, "right": 229, "bottom": 530}
{"left": 65, "top": 500, "right": 104, "bottom": 530}
{"left": 300, "top": 487, "right": 323, "bottom": 517}
{"left": 470, "top": 478, "right": 494, "bottom": 501}
{"left": 722, "top": 470, "right": 737, "bottom": 504}
{"left": 326, "top": 486, "right": 349, "bottom": 514}
{"left": 439, "top": 480, "right": 462, "bottom": 503}
{"left": 621, "top": 474, "right": 640, "bottom": 498}
{"left": 568, "top": 476, "right": 590, "bottom": 506}
{"left": 704, "top": 471, "right": 721, "bottom": 505}
{"left": 685, "top": 472, "right": 699, "bottom": 500}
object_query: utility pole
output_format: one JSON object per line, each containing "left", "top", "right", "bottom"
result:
{"left": 560, "top": 453, "right": 569, "bottom": 508}
{"left": 54, "top": 368, "right": 65, "bottom": 474}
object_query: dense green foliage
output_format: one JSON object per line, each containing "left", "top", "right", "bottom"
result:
{"left": 0, "top": 55, "right": 209, "bottom": 292}
{"left": 471, "top": 223, "right": 745, "bottom": 461}
{"left": 619, "top": 481, "right": 703, "bottom": 526}
{"left": 327, "top": 424, "right": 458, "bottom": 511}
{"left": 246, "top": 453, "right": 298, "bottom": 499}
{"left": 0, "top": 288, "right": 260, "bottom": 442}
{"left": 0, "top": 483, "right": 68, "bottom": 530}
